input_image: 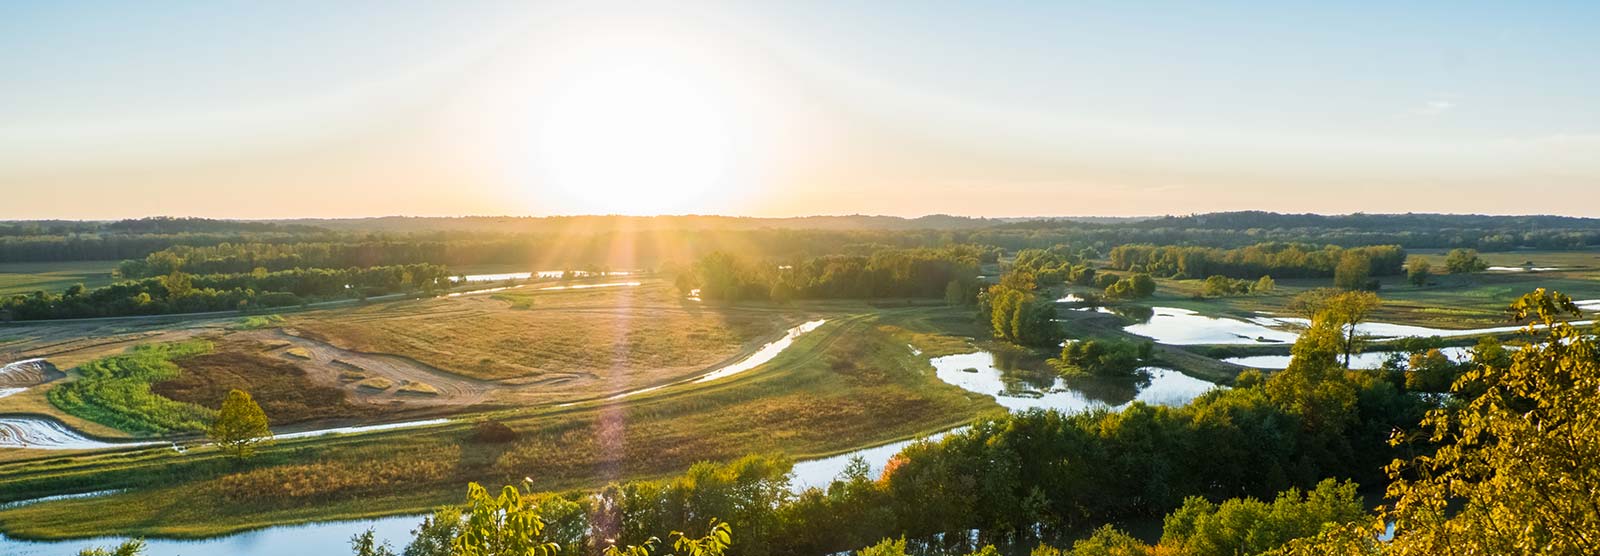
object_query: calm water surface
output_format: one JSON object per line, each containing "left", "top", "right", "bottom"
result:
{"left": 790, "top": 348, "right": 1221, "bottom": 489}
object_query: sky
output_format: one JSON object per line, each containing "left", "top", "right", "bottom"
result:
{"left": 2, "top": 1, "right": 1598, "bottom": 219}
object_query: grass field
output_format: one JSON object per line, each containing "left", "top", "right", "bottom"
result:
{"left": 0, "top": 260, "right": 120, "bottom": 297}
{"left": 289, "top": 282, "right": 790, "bottom": 383}
{"left": 0, "top": 308, "right": 1000, "bottom": 539}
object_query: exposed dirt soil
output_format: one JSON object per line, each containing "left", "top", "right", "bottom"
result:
{"left": 155, "top": 343, "right": 381, "bottom": 424}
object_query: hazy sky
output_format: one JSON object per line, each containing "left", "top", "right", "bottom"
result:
{"left": 3, "top": 1, "right": 1598, "bottom": 219}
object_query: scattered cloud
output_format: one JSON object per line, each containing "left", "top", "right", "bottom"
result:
{"left": 1418, "top": 100, "right": 1456, "bottom": 116}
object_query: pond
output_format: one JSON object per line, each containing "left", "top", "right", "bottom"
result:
{"left": 1122, "top": 307, "right": 1299, "bottom": 345}
{"left": 1224, "top": 346, "right": 1474, "bottom": 370}
{"left": 1122, "top": 306, "right": 1588, "bottom": 346}
{"left": 790, "top": 348, "right": 1221, "bottom": 490}
{"left": 1486, "top": 266, "right": 1557, "bottom": 272}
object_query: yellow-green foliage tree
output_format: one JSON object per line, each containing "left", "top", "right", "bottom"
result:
{"left": 76, "top": 539, "right": 146, "bottom": 556}
{"left": 452, "top": 483, "right": 561, "bottom": 556}
{"left": 1382, "top": 289, "right": 1600, "bottom": 555}
{"left": 208, "top": 388, "right": 271, "bottom": 460}
{"left": 1289, "top": 289, "right": 1380, "bottom": 367}
{"left": 1443, "top": 248, "right": 1487, "bottom": 274}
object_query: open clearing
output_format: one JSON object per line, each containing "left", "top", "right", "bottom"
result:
{"left": 152, "top": 341, "right": 383, "bottom": 425}
{"left": 0, "top": 261, "right": 120, "bottom": 297}
{"left": 289, "top": 282, "right": 791, "bottom": 387}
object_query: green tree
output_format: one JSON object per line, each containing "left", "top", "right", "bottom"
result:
{"left": 1402, "top": 349, "right": 1459, "bottom": 392}
{"left": 1443, "top": 248, "right": 1487, "bottom": 274}
{"left": 1289, "top": 289, "right": 1380, "bottom": 367}
{"left": 403, "top": 507, "right": 462, "bottom": 556}
{"left": 1405, "top": 257, "right": 1430, "bottom": 286}
{"left": 1104, "top": 273, "right": 1156, "bottom": 299}
{"left": 1050, "top": 525, "right": 1150, "bottom": 556}
{"left": 1333, "top": 253, "right": 1371, "bottom": 290}
{"left": 856, "top": 537, "right": 908, "bottom": 556}
{"left": 451, "top": 482, "right": 560, "bottom": 556}
{"left": 1158, "top": 479, "right": 1365, "bottom": 556}
{"left": 1058, "top": 339, "right": 1152, "bottom": 377}
{"left": 1202, "top": 275, "right": 1240, "bottom": 297}
{"left": 160, "top": 270, "right": 193, "bottom": 298}
{"left": 351, "top": 529, "right": 398, "bottom": 556}
{"left": 208, "top": 388, "right": 271, "bottom": 460}
{"left": 1251, "top": 275, "right": 1276, "bottom": 294}
{"left": 76, "top": 539, "right": 146, "bottom": 556}
{"left": 1130, "top": 273, "right": 1156, "bottom": 297}
{"left": 987, "top": 282, "right": 1061, "bottom": 347}
{"left": 670, "top": 520, "right": 733, "bottom": 556}
{"left": 1383, "top": 289, "right": 1600, "bottom": 555}
{"left": 945, "top": 279, "right": 972, "bottom": 306}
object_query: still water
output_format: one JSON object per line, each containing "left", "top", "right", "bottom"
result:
{"left": 790, "top": 348, "right": 1220, "bottom": 489}
{"left": 1121, "top": 306, "right": 1587, "bottom": 346}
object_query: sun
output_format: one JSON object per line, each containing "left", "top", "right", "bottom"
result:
{"left": 532, "top": 60, "right": 735, "bottom": 215}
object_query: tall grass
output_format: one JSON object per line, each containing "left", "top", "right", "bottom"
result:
{"left": 48, "top": 340, "right": 218, "bottom": 435}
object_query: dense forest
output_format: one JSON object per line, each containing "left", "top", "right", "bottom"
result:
{"left": 5, "top": 212, "right": 1600, "bottom": 266}
{"left": 677, "top": 246, "right": 990, "bottom": 302}
{"left": 1106, "top": 243, "right": 1407, "bottom": 279}
{"left": 1, "top": 264, "right": 450, "bottom": 320}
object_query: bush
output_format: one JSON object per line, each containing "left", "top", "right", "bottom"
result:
{"left": 472, "top": 420, "right": 519, "bottom": 443}
{"left": 1056, "top": 338, "right": 1153, "bottom": 377}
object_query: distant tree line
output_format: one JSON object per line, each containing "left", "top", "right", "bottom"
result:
{"left": 1107, "top": 243, "right": 1406, "bottom": 280}
{"left": 7, "top": 212, "right": 1600, "bottom": 266}
{"left": 677, "top": 246, "right": 986, "bottom": 302}
{"left": 993, "top": 211, "right": 1600, "bottom": 250}
{"left": 1, "top": 264, "right": 450, "bottom": 320}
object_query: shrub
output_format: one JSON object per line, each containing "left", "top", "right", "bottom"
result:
{"left": 472, "top": 420, "right": 519, "bottom": 443}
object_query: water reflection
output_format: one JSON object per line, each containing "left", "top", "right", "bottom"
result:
{"left": 1123, "top": 307, "right": 1298, "bottom": 345}
{"left": 792, "top": 348, "right": 1220, "bottom": 489}
{"left": 0, "top": 514, "right": 424, "bottom": 556}
{"left": 1121, "top": 306, "right": 1583, "bottom": 346}
{"left": 1225, "top": 346, "right": 1474, "bottom": 370}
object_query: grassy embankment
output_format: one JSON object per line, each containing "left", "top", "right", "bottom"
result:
{"left": 0, "top": 306, "right": 1002, "bottom": 539}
